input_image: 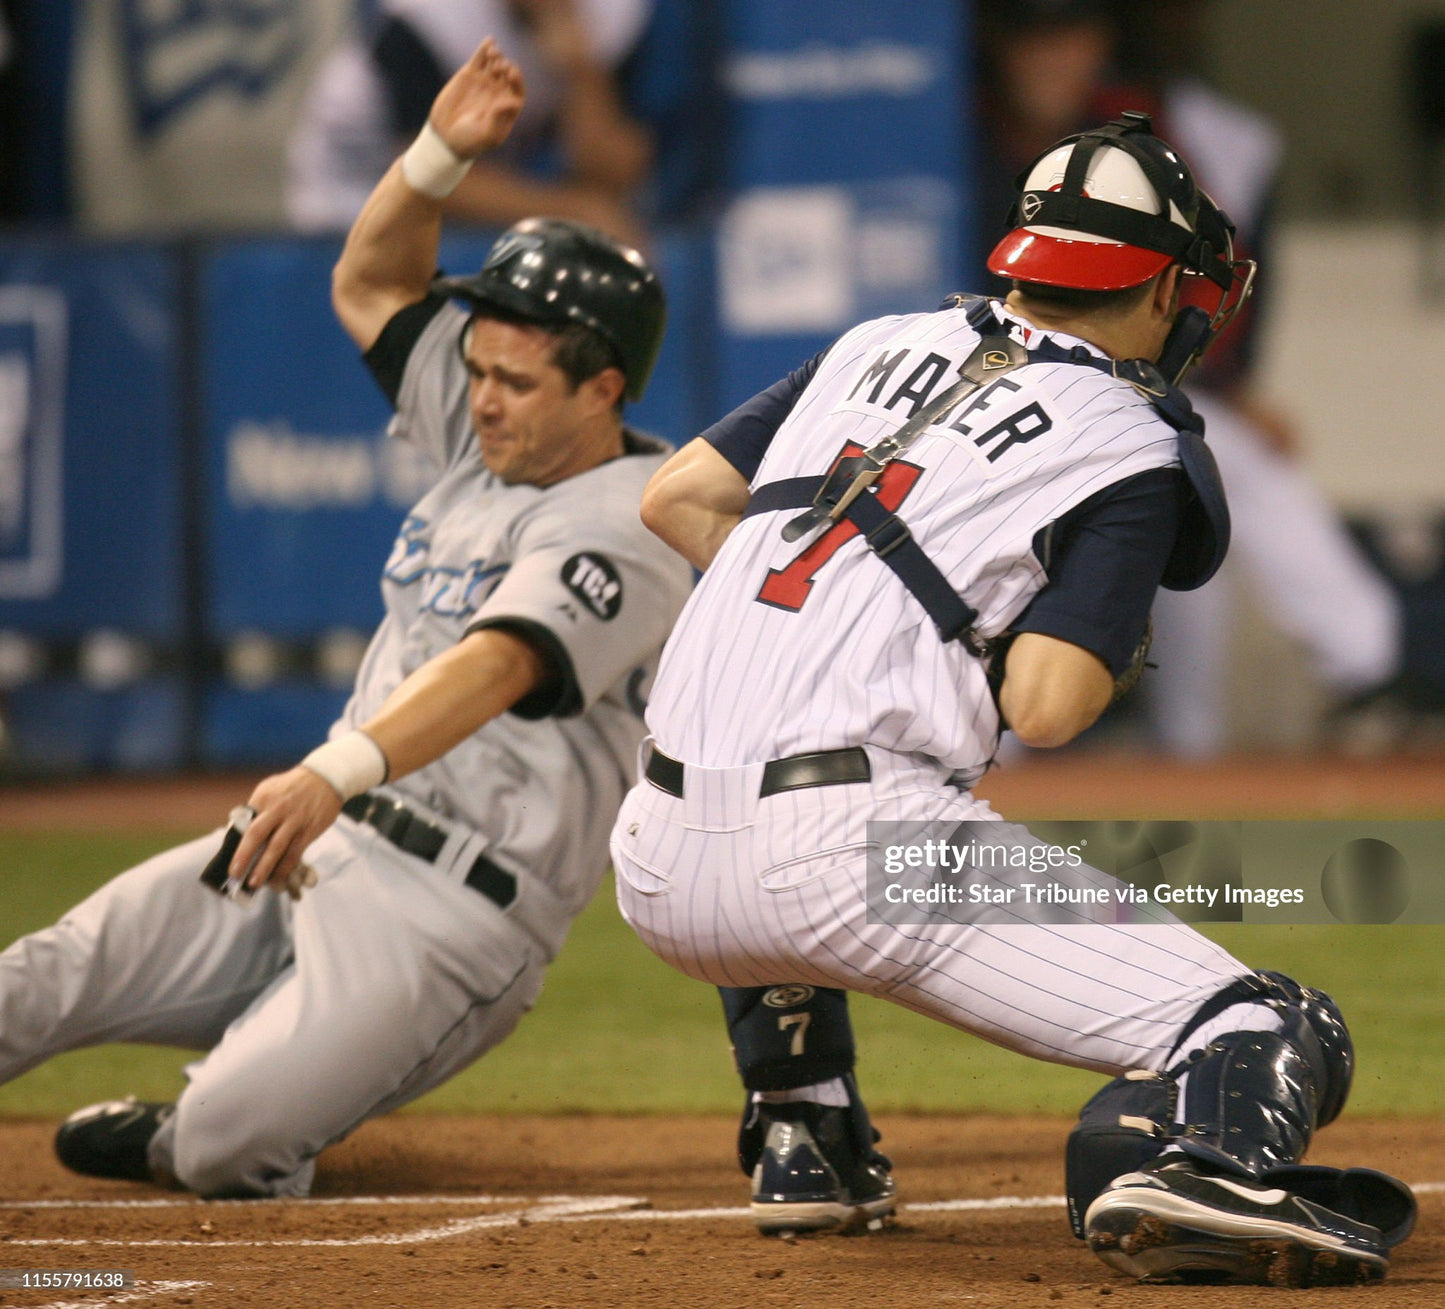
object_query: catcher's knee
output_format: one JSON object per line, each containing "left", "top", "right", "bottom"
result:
{"left": 1166, "top": 969, "right": 1354, "bottom": 1141}
{"left": 1255, "top": 969, "right": 1354, "bottom": 1128}
{"left": 718, "top": 984, "right": 855, "bottom": 1091}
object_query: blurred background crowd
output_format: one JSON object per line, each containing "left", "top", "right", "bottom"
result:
{"left": 0, "top": 0, "right": 1442, "bottom": 775}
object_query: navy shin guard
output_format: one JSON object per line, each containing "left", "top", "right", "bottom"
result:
{"left": 1066, "top": 972, "right": 1358, "bottom": 1236}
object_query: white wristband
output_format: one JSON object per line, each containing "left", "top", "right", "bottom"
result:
{"left": 301, "top": 730, "right": 388, "bottom": 801}
{"left": 400, "top": 121, "right": 472, "bottom": 200}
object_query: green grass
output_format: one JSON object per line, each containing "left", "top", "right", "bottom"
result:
{"left": 1, "top": 834, "right": 1440, "bottom": 1118}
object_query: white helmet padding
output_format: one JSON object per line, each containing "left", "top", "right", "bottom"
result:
{"left": 988, "top": 111, "right": 1238, "bottom": 294}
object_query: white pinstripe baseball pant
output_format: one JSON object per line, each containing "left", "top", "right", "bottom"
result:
{"left": 610, "top": 745, "right": 1250, "bottom": 1076}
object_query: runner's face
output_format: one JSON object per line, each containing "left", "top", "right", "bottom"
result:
{"left": 463, "top": 319, "right": 594, "bottom": 487}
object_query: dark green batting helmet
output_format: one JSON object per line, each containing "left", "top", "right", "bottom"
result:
{"left": 433, "top": 217, "right": 666, "bottom": 402}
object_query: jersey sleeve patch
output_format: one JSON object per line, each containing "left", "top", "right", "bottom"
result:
{"left": 562, "top": 553, "right": 623, "bottom": 621}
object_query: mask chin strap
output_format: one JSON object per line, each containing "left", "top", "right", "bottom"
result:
{"left": 1159, "top": 177, "right": 1257, "bottom": 385}
{"left": 1159, "top": 256, "right": 1257, "bottom": 386}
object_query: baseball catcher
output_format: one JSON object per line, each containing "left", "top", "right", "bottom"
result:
{"left": 609, "top": 111, "right": 1416, "bottom": 1286}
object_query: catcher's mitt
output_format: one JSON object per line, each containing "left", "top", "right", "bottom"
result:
{"left": 1112, "top": 616, "right": 1153, "bottom": 702}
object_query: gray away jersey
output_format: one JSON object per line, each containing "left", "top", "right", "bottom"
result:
{"left": 647, "top": 302, "right": 1182, "bottom": 777}
{"left": 338, "top": 303, "right": 694, "bottom": 918}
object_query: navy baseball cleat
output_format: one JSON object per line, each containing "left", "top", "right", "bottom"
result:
{"left": 749, "top": 1102, "right": 897, "bottom": 1235}
{"left": 55, "top": 1097, "right": 175, "bottom": 1183}
{"left": 1084, "top": 1155, "right": 1390, "bottom": 1287}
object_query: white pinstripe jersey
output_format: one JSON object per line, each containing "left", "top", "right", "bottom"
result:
{"left": 647, "top": 301, "right": 1182, "bottom": 776}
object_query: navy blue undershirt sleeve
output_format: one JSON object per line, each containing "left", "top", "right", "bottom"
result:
{"left": 700, "top": 350, "right": 827, "bottom": 481}
{"left": 361, "top": 291, "right": 450, "bottom": 407}
{"left": 1012, "top": 466, "right": 1186, "bottom": 676}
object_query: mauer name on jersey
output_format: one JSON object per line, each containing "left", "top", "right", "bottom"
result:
{"left": 833, "top": 341, "right": 1069, "bottom": 467}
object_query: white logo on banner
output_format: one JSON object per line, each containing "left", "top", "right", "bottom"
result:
{"left": 227, "top": 420, "right": 430, "bottom": 511}
{"left": 0, "top": 288, "right": 67, "bottom": 600}
{"left": 855, "top": 217, "right": 939, "bottom": 292}
{"left": 719, "top": 188, "right": 853, "bottom": 333}
{"left": 725, "top": 42, "right": 939, "bottom": 100}
{"left": 719, "top": 181, "right": 951, "bottom": 334}
{"left": 0, "top": 357, "right": 30, "bottom": 540}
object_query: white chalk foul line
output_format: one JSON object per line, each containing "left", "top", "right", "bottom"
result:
{"left": 549, "top": 1196, "right": 1071, "bottom": 1223}
{"left": 4, "top": 1182, "right": 1439, "bottom": 1250}
{"left": 560, "top": 1205, "right": 752, "bottom": 1222}
{"left": 2, "top": 1196, "right": 646, "bottom": 1249}
{"left": 910, "top": 1195, "right": 1065, "bottom": 1212}
{"left": 1, "top": 1192, "right": 614, "bottom": 1212}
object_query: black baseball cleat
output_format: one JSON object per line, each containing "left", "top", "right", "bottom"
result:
{"left": 1084, "top": 1155, "right": 1390, "bottom": 1287}
{"left": 54, "top": 1097, "right": 175, "bottom": 1183}
{"left": 749, "top": 1102, "right": 898, "bottom": 1236}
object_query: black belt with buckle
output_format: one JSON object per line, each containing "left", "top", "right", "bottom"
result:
{"left": 342, "top": 792, "right": 516, "bottom": 910}
{"left": 645, "top": 746, "right": 871, "bottom": 799}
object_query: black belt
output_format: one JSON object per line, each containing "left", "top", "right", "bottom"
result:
{"left": 645, "top": 746, "right": 871, "bottom": 799}
{"left": 342, "top": 792, "right": 517, "bottom": 911}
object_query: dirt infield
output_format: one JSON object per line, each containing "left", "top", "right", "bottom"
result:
{"left": 0, "top": 1115, "right": 1439, "bottom": 1308}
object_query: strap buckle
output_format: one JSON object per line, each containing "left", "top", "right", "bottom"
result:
{"left": 864, "top": 514, "right": 911, "bottom": 559}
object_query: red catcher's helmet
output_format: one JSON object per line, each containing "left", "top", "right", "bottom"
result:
{"left": 988, "top": 112, "right": 1245, "bottom": 297}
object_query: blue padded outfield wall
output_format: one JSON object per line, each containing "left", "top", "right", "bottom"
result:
{"left": 0, "top": 242, "right": 185, "bottom": 770}
{"left": 711, "top": 0, "right": 972, "bottom": 410}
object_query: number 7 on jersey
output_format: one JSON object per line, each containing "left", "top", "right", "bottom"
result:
{"left": 756, "top": 442, "right": 923, "bottom": 613}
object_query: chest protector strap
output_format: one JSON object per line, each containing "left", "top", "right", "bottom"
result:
{"left": 740, "top": 297, "right": 1226, "bottom": 647}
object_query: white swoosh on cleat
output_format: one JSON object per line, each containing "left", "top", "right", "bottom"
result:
{"left": 1198, "top": 1176, "right": 1290, "bottom": 1206}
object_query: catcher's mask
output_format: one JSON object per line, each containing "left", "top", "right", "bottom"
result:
{"left": 433, "top": 217, "right": 666, "bottom": 402}
{"left": 987, "top": 111, "right": 1255, "bottom": 384}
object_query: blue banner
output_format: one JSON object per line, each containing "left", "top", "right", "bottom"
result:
{"left": 203, "top": 682, "right": 352, "bottom": 768}
{"left": 721, "top": 1, "right": 965, "bottom": 185}
{"left": 0, "top": 239, "right": 184, "bottom": 770}
{"left": 710, "top": 0, "right": 973, "bottom": 410}
{"left": 203, "top": 236, "right": 401, "bottom": 639}
{"left": 0, "top": 241, "right": 182, "bottom": 633}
